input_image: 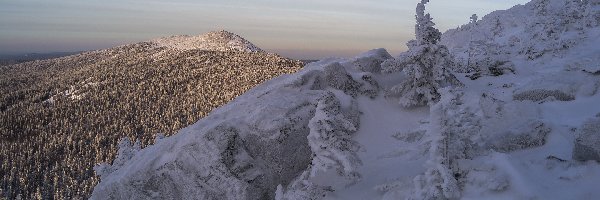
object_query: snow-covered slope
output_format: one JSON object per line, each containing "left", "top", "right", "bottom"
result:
{"left": 90, "top": 52, "right": 382, "bottom": 199}
{"left": 91, "top": 1, "right": 600, "bottom": 199}
{"left": 441, "top": 0, "right": 600, "bottom": 74}
{"left": 151, "top": 30, "right": 264, "bottom": 52}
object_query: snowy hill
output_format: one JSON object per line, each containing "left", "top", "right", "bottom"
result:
{"left": 151, "top": 30, "right": 264, "bottom": 53}
{"left": 91, "top": 0, "right": 600, "bottom": 199}
{"left": 0, "top": 32, "right": 302, "bottom": 199}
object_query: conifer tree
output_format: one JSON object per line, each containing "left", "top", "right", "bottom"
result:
{"left": 383, "top": 0, "right": 462, "bottom": 107}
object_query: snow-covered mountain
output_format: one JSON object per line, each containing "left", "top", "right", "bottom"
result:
{"left": 151, "top": 30, "right": 264, "bottom": 53}
{"left": 0, "top": 31, "right": 302, "bottom": 199}
{"left": 91, "top": 0, "right": 600, "bottom": 199}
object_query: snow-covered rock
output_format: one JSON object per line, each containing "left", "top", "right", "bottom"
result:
{"left": 352, "top": 48, "right": 392, "bottom": 73}
{"left": 573, "top": 115, "right": 600, "bottom": 161}
{"left": 512, "top": 71, "right": 600, "bottom": 102}
{"left": 90, "top": 56, "right": 381, "bottom": 199}
{"left": 151, "top": 30, "right": 264, "bottom": 53}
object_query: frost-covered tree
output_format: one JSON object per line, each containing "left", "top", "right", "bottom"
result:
{"left": 383, "top": 0, "right": 462, "bottom": 107}
{"left": 307, "top": 94, "right": 361, "bottom": 179}
{"left": 470, "top": 14, "right": 478, "bottom": 24}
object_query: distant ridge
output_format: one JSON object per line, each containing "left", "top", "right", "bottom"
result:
{"left": 151, "top": 30, "right": 264, "bottom": 53}
{"left": 0, "top": 52, "right": 81, "bottom": 66}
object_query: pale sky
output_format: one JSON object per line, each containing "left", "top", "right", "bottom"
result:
{"left": 0, "top": 0, "right": 529, "bottom": 59}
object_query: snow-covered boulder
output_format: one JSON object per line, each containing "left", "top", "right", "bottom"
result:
{"left": 295, "top": 61, "right": 379, "bottom": 99}
{"left": 513, "top": 71, "right": 600, "bottom": 102}
{"left": 351, "top": 48, "right": 393, "bottom": 73}
{"left": 486, "top": 120, "right": 551, "bottom": 152}
{"left": 479, "top": 94, "right": 551, "bottom": 152}
{"left": 513, "top": 89, "right": 575, "bottom": 102}
{"left": 324, "top": 63, "right": 363, "bottom": 97}
{"left": 91, "top": 89, "right": 320, "bottom": 199}
{"left": 573, "top": 115, "right": 600, "bottom": 161}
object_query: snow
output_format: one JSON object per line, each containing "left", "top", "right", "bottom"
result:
{"left": 324, "top": 96, "right": 429, "bottom": 200}
{"left": 91, "top": 0, "right": 600, "bottom": 199}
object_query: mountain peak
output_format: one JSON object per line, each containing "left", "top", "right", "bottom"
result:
{"left": 151, "top": 30, "right": 264, "bottom": 53}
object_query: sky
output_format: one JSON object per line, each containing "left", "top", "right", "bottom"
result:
{"left": 0, "top": 0, "right": 529, "bottom": 59}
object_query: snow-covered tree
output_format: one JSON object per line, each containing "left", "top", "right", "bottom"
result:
{"left": 307, "top": 94, "right": 361, "bottom": 178}
{"left": 383, "top": 0, "right": 462, "bottom": 107}
{"left": 470, "top": 14, "right": 478, "bottom": 24}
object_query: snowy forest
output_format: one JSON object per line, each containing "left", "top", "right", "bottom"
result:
{"left": 0, "top": 43, "right": 302, "bottom": 199}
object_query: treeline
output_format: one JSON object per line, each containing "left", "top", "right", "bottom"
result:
{"left": 0, "top": 43, "right": 303, "bottom": 199}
